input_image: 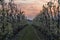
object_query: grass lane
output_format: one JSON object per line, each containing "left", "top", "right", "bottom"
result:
{"left": 14, "top": 25, "right": 40, "bottom": 40}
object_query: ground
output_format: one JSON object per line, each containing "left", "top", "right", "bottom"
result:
{"left": 11, "top": 25, "right": 41, "bottom": 40}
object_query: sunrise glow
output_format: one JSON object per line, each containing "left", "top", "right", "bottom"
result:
{"left": 5, "top": 0, "right": 51, "bottom": 19}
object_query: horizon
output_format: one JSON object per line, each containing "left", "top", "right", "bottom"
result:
{"left": 15, "top": 0, "right": 50, "bottom": 20}
{"left": 4, "top": 0, "right": 54, "bottom": 19}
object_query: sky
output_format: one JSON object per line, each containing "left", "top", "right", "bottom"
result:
{"left": 5, "top": 0, "right": 50, "bottom": 20}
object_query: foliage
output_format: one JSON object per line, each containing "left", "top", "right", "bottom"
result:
{"left": 33, "top": 1, "right": 60, "bottom": 40}
{"left": 0, "top": 0, "right": 28, "bottom": 40}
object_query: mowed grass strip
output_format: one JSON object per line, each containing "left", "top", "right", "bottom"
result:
{"left": 15, "top": 25, "right": 40, "bottom": 40}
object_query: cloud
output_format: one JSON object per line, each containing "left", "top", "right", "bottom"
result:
{"left": 5, "top": 0, "right": 50, "bottom": 19}
{"left": 18, "top": 3, "right": 42, "bottom": 19}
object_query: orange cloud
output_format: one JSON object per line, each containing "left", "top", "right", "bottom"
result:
{"left": 17, "top": 3, "right": 42, "bottom": 19}
{"left": 5, "top": 0, "right": 50, "bottom": 19}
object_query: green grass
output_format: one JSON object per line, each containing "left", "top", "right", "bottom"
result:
{"left": 14, "top": 25, "right": 40, "bottom": 40}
